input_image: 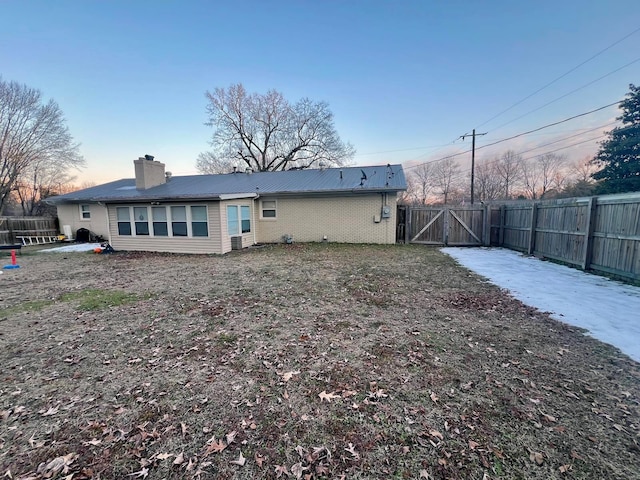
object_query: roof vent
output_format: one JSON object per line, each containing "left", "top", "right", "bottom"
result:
{"left": 145, "top": 154, "right": 155, "bottom": 161}
{"left": 165, "top": 171, "right": 172, "bottom": 180}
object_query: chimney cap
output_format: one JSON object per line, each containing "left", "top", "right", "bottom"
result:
{"left": 144, "top": 154, "right": 155, "bottom": 161}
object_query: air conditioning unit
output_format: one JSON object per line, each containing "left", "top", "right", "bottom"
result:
{"left": 231, "top": 236, "right": 243, "bottom": 250}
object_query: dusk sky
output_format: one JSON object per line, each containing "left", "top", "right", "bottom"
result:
{"left": 2, "top": 0, "right": 639, "bottom": 184}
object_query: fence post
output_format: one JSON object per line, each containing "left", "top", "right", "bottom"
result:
{"left": 581, "top": 196, "right": 597, "bottom": 270}
{"left": 482, "top": 204, "right": 489, "bottom": 246}
{"left": 404, "top": 207, "right": 411, "bottom": 244}
{"left": 8, "top": 218, "right": 15, "bottom": 245}
{"left": 443, "top": 208, "right": 449, "bottom": 246}
{"left": 498, "top": 205, "right": 506, "bottom": 247}
{"left": 527, "top": 203, "right": 538, "bottom": 255}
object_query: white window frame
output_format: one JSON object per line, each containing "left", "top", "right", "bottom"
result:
{"left": 80, "top": 204, "right": 91, "bottom": 220}
{"left": 114, "top": 205, "right": 208, "bottom": 238}
{"left": 260, "top": 199, "right": 277, "bottom": 220}
{"left": 227, "top": 204, "right": 251, "bottom": 236}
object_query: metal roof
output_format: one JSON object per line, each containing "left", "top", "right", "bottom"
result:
{"left": 48, "top": 164, "right": 407, "bottom": 203}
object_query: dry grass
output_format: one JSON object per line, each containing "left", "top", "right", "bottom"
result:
{"left": 1, "top": 243, "right": 639, "bottom": 479}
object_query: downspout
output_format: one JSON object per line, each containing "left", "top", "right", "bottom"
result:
{"left": 102, "top": 202, "right": 112, "bottom": 245}
{"left": 253, "top": 195, "right": 259, "bottom": 246}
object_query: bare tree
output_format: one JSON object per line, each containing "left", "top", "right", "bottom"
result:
{"left": 199, "top": 83, "right": 355, "bottom": 173}
{"left": 521, "top": 153, "right": 568, "bottom": 199}
{"left": 495, "top": 150, "right": 523, "bottom": 199}
{"left": 0, "top": 78, "right": 84, "bottom": 214}
{"left": 553, "top": 156, "right": 598, "bottom": 198}
{"left": 195, "top": 151, "right": 243, "bottom": 174}
{"left": 474, "top": 159, "right": 505, "bottom": 201}
{"left": 407, "top": 162, "right": 436, "bottom": 205}
{"left": 432, "top": 158, "right": 462, "bottom": 204}
{"left": 15, "top": 158, "right": 77, "bottom": 215}
{"left": 572, "top": 155, "right": 599, "bottom": 183}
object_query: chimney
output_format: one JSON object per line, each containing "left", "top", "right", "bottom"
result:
{"left": 134, "top": 155, "right": 166, "bottom": 190}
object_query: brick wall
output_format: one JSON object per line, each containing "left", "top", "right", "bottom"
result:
{"left": 255, "top": 194, "right": 397, "bottom": 244}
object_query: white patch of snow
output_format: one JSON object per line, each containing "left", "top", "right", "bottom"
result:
{"left": 40, "top": 243, "right": 102, "bottom": 253}
{"left": 442, "top": 247, "right": 640, "bottom": 362}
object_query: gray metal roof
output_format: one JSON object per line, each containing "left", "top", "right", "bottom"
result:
{"left": 48, "top": 164, "right": 407, "bottom": 204}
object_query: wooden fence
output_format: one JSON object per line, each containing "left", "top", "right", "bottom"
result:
{"left": 487, "top": 192, "right": 640, "bottom": 282}
{"left": 398, "top": 205, "right": 487, "bottom": 246}
{"left": 0, "top": 217, "right": 58, "bottom": 245}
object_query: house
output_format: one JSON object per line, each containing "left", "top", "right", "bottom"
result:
{"left": 48, "top": 156, "right": 407, "bottom": 254}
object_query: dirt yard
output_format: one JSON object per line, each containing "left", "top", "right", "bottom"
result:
{"left": 1, "top": 244, "right": 639, "bottom": 479}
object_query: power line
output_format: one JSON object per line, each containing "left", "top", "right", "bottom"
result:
{"left": 474, "top": 26, "right": 640, "bottom": 130}
{"left": 475, "top": 101, "right": 620, "bottom": 152}
{"left": 489, "top": 56, "right": 640, "bottom": 132}
{"left": 437, "top": 135, "right": 607, "bottom": 191}
{"left": 506, "top": 121, "right": 617, "bottom": 156}
{"left": 353, "top": 141, "right": 463, "bottom": 157}
{"left": 403, "top": 99, "right": 621, "bottom": 172}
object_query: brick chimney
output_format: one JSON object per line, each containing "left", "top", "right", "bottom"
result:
{"left": 134, "top": 155, "right": 166, "bottom": 190}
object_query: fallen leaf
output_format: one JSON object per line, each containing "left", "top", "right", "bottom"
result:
{"left": 345, "top": 442, "right": 359, "bottom": 460}
{"left": 468, "top": 440, "right": 479, "bottom": 450}
{"left": 204, "top": 438, "right": 226, "bottom": 455}
{"left": 281, "top": 370, "right": 300, "bottom": 382}
{"left": 430, "top": 392, "right": 438, "bottom": 403}
{"left": 173, "top": 452, "right": 185, "bottom": 465}
{"left": 181, "top": 422, "right": 187, "bottom": 437}
{"left": 318, "top": 391, "right": 341, "bottom": 402}
{"left": 429, "top": 430, "right": 443, "bottom": 441}
{"left": 530, "top": 451, "right": 544, "bottom": 465}
{"left": 316, "top": 463, "right": 329, "bottom": 475}
{"left": 230, "top": 451, "right": 246, "bottom": 466}
{"left": 540, "top": 412, "right": 557, "bottom": 423}
{"left": 254, "top": 452, "right": 265, "bottom": 468}
{"left": 291, "top": 462, "right": 306, "bottom": 479}
{"left": 559, "top": 464, "right": 572, "bottom": 473}
{"left": 274, "top": 465, "right": 289, "bottom": 478}
{"left": 41, "top": 406, "right": 59, "bottom": 417}
{"left": 84, "top": 438, "right": 102, "bottom": 446}
{"left": 226, "top": 430, "right": 238, "bottom": 444}
{"left": 39, "top": 453, "right": 77, "bottom": 476}
{"left": 127, "top": 467, "right": 149, "bottom": 478}
{"left": 156, "top": 453, "right": 172, "bottom": 460}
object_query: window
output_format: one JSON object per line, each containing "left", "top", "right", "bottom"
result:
{"left": 261, "top": 200, "right": 276, "bottom": 218}
{"left": 117, "top": 207, "right": 131, "bottom": 235}
{"left": 227, "top": 205, "right": 239, "bottom": 236}
{"left": 171, "top": 206, "right": 187, "bottom": 236}
{"left": 134, "top": 207, "right": 149, "bottom": 235}
{"left": 241, "top": 206, "right": 251, "bottom": 233}
{"left": 152, "top": 207, "right": 168, "bottom": 236}
{"left": 80, "top": 204, "right": 91, "bottom": 220}
{"left": 227, "top": 205, "right": 251, "bottom": 236}
{"left": 191, "top": 206, "right": 208, "bottom": 237}
{"left": 116, "top": 205, "right": 208, "bottom": 238}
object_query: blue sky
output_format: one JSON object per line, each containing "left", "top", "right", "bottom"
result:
{"left": 1, "top": 0, "right": 639, "bottom": 183}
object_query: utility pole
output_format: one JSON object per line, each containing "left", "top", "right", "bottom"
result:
{"left": 460, "top": 129, "right": 487, "bottom": 204}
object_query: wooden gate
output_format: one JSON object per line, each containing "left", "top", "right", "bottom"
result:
{"left": 404, "top": 206, "right": 487, "bottom": 246}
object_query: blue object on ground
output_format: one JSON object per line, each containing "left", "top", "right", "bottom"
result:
{"left": 3, "top": 265, "right": 20, "bottom": 269}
